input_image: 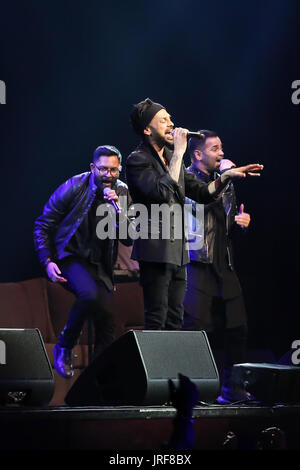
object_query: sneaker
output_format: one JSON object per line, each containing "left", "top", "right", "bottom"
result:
{"left": 53, "top": 344, "right": 74, "bottom": 378}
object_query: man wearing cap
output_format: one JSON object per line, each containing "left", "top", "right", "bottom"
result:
{"left": 126, "top": 98, "right": 263, "bottom": 331}
{"left": 34, "top": 145, "right": 130, "bottom": 378}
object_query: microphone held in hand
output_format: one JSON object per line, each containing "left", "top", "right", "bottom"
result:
{"left": 171, "top": 130, "right": 205, "bottom": 139}
{"left": 103, "top": 187, "right": 121, "bottom": 214}
{"left": 187, "top": 131, "right": 205, "bottom": 139}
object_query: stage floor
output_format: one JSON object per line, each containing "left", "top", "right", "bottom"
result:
{"left": 0, "top": 402, "right": 299, "bottom": 451}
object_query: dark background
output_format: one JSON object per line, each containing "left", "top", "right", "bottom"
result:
{"left": 0, "top": 0, "right": 299, "bottom": 358}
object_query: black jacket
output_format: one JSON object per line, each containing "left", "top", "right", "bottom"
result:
{"left": 186, "top": 166, "right": 238, "bottom": 269}
{"left": 125, "top": 141, "right": 217, "bottom": 266}
{"left": 33, "top": 171, "right": 129, "bottom": 280}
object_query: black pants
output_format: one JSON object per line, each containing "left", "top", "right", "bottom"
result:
{"left": 139, "top": 261, "right": 187, "bottom": 330}
{"left": 183, "top": 265, "right": 248, "bottom": 387}
{"left": 57, "top": 256, "right": 115, "bottom": 356}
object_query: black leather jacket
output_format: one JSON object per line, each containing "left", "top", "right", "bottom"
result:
{"left": 186, "top": 166, "right": 237, "bottom": 269}
{"left": 126, "top": 141, "right": 216, "bottom": 266}
{"left": 33, "top": 171, "right": 130, "bottom": 278}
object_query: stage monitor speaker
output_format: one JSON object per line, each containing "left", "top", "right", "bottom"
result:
{"left": 65, "top": 330, "right": 220, "bottom": 406}
{"left": 0, "top": 328, "right": 55, "bottom": 406}
{"left": 232, "top": 362, "right": 300, "bottom": 405}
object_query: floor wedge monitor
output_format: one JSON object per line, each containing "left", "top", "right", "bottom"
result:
{"left": 65, "top": 329, "right": 220, "bottom": 406}
{"left": 0, "top": 328, "right": 54, "bottom": 406}
{"left": 232, "top": 362, "right": 300, "bottom": 405}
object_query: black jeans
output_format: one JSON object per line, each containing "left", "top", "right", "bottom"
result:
{"left": 183, "top": 288, "right": 248, "bottom": 387}
{"left": 57, "top": 256, "right": 115, "bottom": 356}
{"left": 139, "top": 261, "right": 187, "bottom": 330}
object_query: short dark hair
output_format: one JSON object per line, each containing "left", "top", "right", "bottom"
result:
{"left": 93, "top": 145, "right": 122, "bottom": 164}
{"left": 188, "top": 129, "right": 218, "bottom": 159}
{"left": 130, "top": 98, "right": 165, "bottom": 137}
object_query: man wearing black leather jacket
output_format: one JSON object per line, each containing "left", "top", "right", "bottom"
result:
{"left": 183, "top": 130, "right": 255, "bottom": 403}
{"left": 33, "top": 145, "right": 130, "bottom": 378}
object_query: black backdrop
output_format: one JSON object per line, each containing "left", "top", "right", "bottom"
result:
{"left": 0, "top": 0, "right": 299, "bottom": 358}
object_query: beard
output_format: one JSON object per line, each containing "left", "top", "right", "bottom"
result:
{"left": 151, "top": 130, "right": 173, "bottom": 149}
{"left": 94, "top": 175, "right": 117, "bottom": 189}
{"left": 165, "top": 140, "right": 174, "bottom": 150}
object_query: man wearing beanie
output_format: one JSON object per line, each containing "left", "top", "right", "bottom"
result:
{"left": 126, "top": 98, "right": 263, "bottom": 331}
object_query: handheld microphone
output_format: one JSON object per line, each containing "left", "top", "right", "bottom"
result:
{"left": 171, "top": 130, "right": 205, "bottom": 139}
{"left": 187, "top": 131, "right": 205, "bottom": 139}
{"left": 103, "top": 187, "right": 121, "bottom": 214}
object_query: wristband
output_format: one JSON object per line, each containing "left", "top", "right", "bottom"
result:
{"left": 213, "top": 174, "right": 231, "bottom": 193}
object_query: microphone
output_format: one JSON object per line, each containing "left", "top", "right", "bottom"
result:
{"left": 103, "top": 187, "right": 121, "bottom": 214}
{"left": 187, "top": 131, "right": 205, "bottom": 139}
{"left": 171, "top": 130, "right": 205, "bottom": 139}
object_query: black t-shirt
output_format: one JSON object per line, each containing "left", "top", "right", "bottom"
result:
{"left": 64, "top": 189, "right": 114, "bottom": 290}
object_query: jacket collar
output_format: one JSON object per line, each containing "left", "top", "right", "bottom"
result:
{"left": 188, "top": 165, "right": 219, "bottom": 183}
{"left": 89, "top": 171, "right": 98, "bottom": 192}
{"left": 138, "top": 140, "right": 171, "bottom": 171}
